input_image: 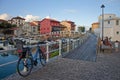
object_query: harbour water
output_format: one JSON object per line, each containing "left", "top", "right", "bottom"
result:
{"left": 0, "top": 51, "right": 18, "bottom": 79}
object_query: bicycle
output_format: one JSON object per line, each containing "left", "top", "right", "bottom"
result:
{"left": 15, "top": 40, "right": 46, "bottom": 77}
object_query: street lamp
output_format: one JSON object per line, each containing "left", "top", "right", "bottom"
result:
{"left": 101, "top": 4, "right": 105, "bottom": 40}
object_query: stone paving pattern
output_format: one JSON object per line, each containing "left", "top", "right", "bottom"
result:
{"left": 63, "top": 34, "right": 97, "bottom": 62}
{"left": 4, "top": 35, "right": 120, "bottom": 80}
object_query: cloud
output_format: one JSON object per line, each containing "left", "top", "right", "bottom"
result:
{"left": 0, "top": 13, "right": 12, "bottom": 20}
{"left": 24, "top": 15, "right": 40, "bottom": 22}
{"left": 45, "top": 16, "right": 50, "bottom": 19}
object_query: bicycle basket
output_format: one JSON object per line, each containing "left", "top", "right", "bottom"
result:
{"left": 15, "top": 39, "right": 24, "bottom": 52}
{"left": 18, "top": 48, "right": 27, "bottom": 58}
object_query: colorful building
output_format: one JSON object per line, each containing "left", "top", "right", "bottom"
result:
{"left": 39, "top": 18, "right": 61, "bottom": 36}
{"left": 91, "top": 22, "right": 99, "bottom": 32}
{"left": 60, "top": 20, "right": 76, "bottom": 37}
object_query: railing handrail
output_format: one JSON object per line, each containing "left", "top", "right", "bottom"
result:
{"left": 0, "top": 33, "right": 90, "bottom": 68}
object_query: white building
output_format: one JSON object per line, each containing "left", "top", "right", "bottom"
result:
{"left": 23, "top": 21, "right": 39, "bottom": 37}
{"left": 98, "top": 14, "right": 120, "bottom": 41}
{"left": 8, "top": 16, "right": 25, "bottom": 36}
{"left": 8, "top": 16, "right": 25, "bottom": 27}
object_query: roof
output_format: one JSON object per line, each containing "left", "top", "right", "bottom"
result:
{"left": 11, "top": 16, "right": 25, "bottom": 20}
{"left": 92, "top": 22, "right": 100, "bottom": 25}
{"left": 0, "top": 19, "right": 7, "bottom": 23}
{"left": 62, "top": 20, "right": 74, "bottom": 23}
{"left": 40, "top": 18, "right": 60, "bottom": 23}
{"left": 30, "top": 21, "right": 39, "bottom": 26}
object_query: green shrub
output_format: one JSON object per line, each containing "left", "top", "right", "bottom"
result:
{"left": 50, "top": 50, "right": 59, "bottom": 58}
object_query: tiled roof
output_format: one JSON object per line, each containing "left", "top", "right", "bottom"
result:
{"left": 0, "top": 19, "right": 7, "bottom": 22}
{"left": 12, "top": 16, "right": 25, "bottom": 20}
{"left": 30, "top": 21, "right": 39, "bottom": 26}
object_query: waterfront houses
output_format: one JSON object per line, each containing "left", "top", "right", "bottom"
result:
{"left": 0, "top": 16, "right": 78, "bottom": 40}
{"left": 8, "top": 16, "right": 25, "bottom": 36}
{"left": 40, "top": 17, "right": 61, "bottom": 34}
{"left": 23, "top": 21, "right": 39, "bottom": 37}
{"left": 60, "top": 20, "right": 76, "bottom": 37}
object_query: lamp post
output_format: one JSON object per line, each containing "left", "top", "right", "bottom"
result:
{"left": 101, "top": 4, "right": 105, "bottom": 40}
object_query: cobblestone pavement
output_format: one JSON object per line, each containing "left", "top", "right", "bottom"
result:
{"left": 63, "top": 34, "right": 97, "bottom": 62}
{"left": 4, "top": 35, "right": 120, "bottom": 80}
{"left": 4, "top": 52, "right": 120, "bottom": 80}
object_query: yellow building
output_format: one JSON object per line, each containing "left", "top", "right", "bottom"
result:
{"left": 60, "top": 20, "right": 76, "bottom": 37}
{"left": 91, "top": 22, "right": 99, "bottom": 32}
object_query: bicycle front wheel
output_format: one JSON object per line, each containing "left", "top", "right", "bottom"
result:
{"left": 17, "top": 57, "right": 33, "bottom": 77}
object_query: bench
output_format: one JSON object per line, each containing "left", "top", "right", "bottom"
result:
{"left": 100, "top": 44, "right": 113, "bottom": 53}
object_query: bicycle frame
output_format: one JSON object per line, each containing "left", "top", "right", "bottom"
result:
{"left": 16, "top": 42, "right": 46, "bottom": 77}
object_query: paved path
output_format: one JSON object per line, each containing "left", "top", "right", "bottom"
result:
{"left": 63, "top": 34, "right": 97, "bottom": 62}
{"left": 4, "top": 35, "right": 120, "bottom": 80}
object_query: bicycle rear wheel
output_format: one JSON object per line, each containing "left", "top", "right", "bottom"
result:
{"left": 39, "top": 52, "right": 46, "bottom": 66}
{"left": 17, "top": 57, "right": 33, "bottom": 77}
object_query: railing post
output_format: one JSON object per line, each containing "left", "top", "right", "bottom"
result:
{"left": 67, "top": 39, "right": 69, "bottom": 52}
{"left": 72, "top": 40, "right": 75, "bottom": 49}
{"left": 46, "top": 42, "right": 49, "bottom": 62}
{"left": 59, "top": 40, "right": 62, "bottom": 56}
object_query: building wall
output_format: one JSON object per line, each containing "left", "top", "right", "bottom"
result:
{"left": 91, "top": 22, "right": 99, "bottom": 32}
{"left": 113, "top": 20, "right": 120, "bottom": 41}
{"left": 40, "top": 18, "right": 60, "bottom": 34}
{"left": 99, "top": 14, "right": 120, "bottom": 41}
{"left": 60, "top": 21, "right": 71, "bottom": 32}
{"left": 40, "top": 19, "right": 51, "bottom": 34}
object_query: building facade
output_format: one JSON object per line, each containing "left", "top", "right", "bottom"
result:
{"left": 99, "top": 14, "right": 120, "bottom": 41}
{"left": 60, "top": 20, "right": 76, "bottom": 37}
{"left": 8, "top": 16, "right": 25, "bottom": 36}
{"left": 8, "top": 16, "right": 25, "bottom": 27}
{"left": 91, "top": 22, "right": 99, "bottom": 32}
{"left": 40, "top": 18, "right": 61, "bottom": 34}
{"left": 23, "top": 21, "right": 39, "bottom": 37}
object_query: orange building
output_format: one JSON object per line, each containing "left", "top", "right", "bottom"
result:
{"left": 91, "top": 22, "right": 99, "bottom": 32}
{"left": 60, "top": 20, "right": 76, "bottom": 31}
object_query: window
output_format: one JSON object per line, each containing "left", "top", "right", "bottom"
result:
{"left": 33, "top": 27, "right": 36, "bottom": 32}
{"left": 116, "top": 20, "right": 119, "bottom": 25}
{"left": 108, "top": 21, "right": 110, "bottom": 24}
{"left": 116, "top": 31, "right": 119, "bottom": 35}
{"left": 109, "top": 16, "right": 111, "bottom": 18}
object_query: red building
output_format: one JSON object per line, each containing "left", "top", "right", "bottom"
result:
{"left": 39, "top": 18, "right": 61, "bottom": 34}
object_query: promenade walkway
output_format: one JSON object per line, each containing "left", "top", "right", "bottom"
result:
{"left": 4, "top": 35, "right": 120, "bottom": 80}
{"left": 63, "top": 34, "right": 97, "bottom": 62}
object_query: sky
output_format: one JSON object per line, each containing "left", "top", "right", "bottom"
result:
{"left": 0, "top": 0, "right": 120, "bottom": 30}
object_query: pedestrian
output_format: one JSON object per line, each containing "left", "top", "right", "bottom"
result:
{"left": 114, "top": 40, "right": 119, "bottom": 52}
{"left": 103, "top": 36, "right": 112, "bottom": 47}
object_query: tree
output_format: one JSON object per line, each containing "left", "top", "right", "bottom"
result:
{"left": 0, "top": 22, "right": 17, "bottom": 35}
{"left": 89, "top": 27, "right": 92, "bottom": 32}
{"left": 78, "top": 26, "right": 85, "bottom": 33}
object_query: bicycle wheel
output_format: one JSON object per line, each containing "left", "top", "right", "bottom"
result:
{"left": 39, "top": 52, "right": 46, "bottom": 66}
{"left": 17, "top": 57, "right": 33, "bottom": 77}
